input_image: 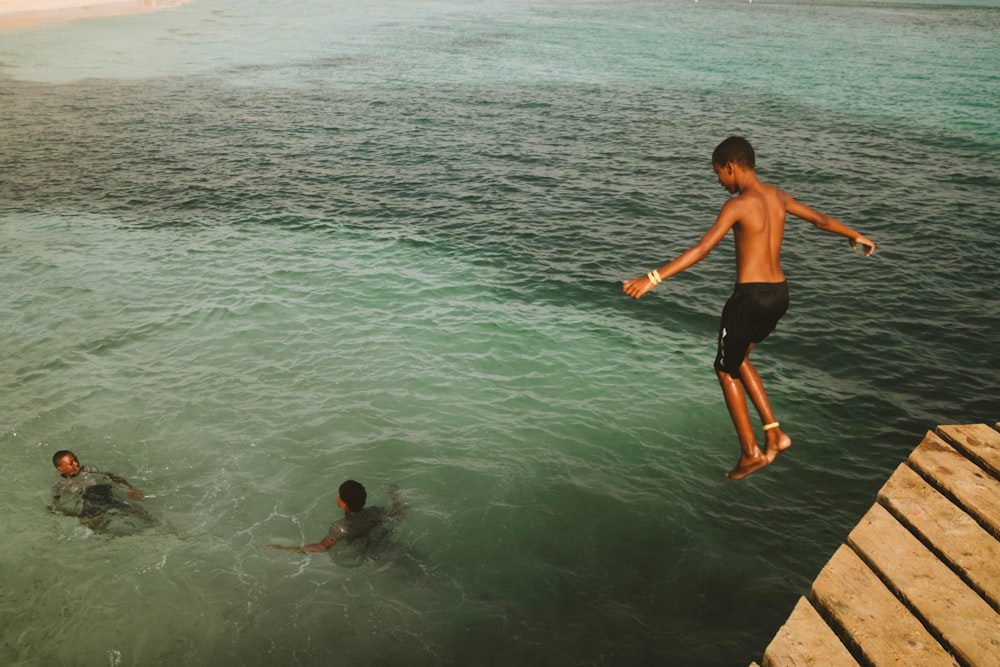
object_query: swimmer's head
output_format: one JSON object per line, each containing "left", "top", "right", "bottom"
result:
{"left": 53, "top": 450, "right": 80, "bottom": 477}
{"left": 338, "top": 480, "right": 367, "bottom": 512}
{"left": 712, "top": 136, "right": 756, "bottom": 170}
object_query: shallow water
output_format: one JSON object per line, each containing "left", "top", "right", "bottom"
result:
{"left": 2, "top": 0, "right": 999, "bottom": 665}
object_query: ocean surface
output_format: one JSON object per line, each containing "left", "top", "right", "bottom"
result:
{"left": 1, "top": 0, "right": 998, "bottom": 664}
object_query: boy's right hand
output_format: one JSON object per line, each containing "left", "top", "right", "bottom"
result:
{"left": 623, "top": 276, "right": 655, "bottom": 300}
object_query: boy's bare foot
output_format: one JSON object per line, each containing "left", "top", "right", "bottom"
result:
{"left": 766, "top": 430, "right": 792, "bottom": 464}
{"left": 726, "top": 448, "right": 770, "bottom": 481}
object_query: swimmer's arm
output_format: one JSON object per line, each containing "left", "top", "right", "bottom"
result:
{"left": 106, "top": 472, "right": 145, "bottom": 500}
{"left": 623, "top": 200, "right": 739, "bottom": 299}
{"left": 786, "top": 197, "right": 876, "bottom": 256}
{"left": 267, "top": 536, "right": 336, "bottom": 553}
{"left": 387, "top": 484, "right": 408, "bottom": 520}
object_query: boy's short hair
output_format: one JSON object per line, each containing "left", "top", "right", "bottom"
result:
{"left": 53, "top": 450, "right": 74, "bottom": 467}
{"left": 338, "top": 480, "right": 367, "bottom": 512}
{"left": 713, "top": 136, "right": 756, "bottom": 169}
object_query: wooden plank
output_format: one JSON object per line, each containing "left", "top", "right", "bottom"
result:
{"left": 908, "top": 430, "right": 1000, "bottom": 539}
{"left": 938, "top": 423, "right": 1000, "bottom": 478}
{"left": 756, "top": 426, "right": 1000, "bottom": 667}
{"left": 810, "top": 544, "right": 958, "bottom": 666}
{"left": 878, "top": 463, "right": 1000, "bottom": 611}
{"left": 762, "top": 596, "right": 859, "bottom": 667}
{"left": 849, "top": 503, "right": 1000, "bottom": 666}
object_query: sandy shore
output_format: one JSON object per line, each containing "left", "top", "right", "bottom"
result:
{"left": 0, "top": 0, "right": 192, "bottom": 30}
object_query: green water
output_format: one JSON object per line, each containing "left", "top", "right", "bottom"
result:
{"left": 1, "top": 0, "right": 998, "bottom": 664}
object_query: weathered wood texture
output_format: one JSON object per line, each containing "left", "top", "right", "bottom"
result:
{"left": 756, "top": 423, "right": 1000, "bottom": 667}
{"left": 811, "top": 544, "right": 960, "bottom": 666}
{"left": 937, "top": 423, "right": 1000, "bottom": 478}
{"left": 878, "top": 463, "right": 1000, "bottom": 611}
{"left": 762, "top": 597, "right": 859, "bottom": 667}
{"left": 849, "top": 504, "right": 1000, "bottom": 665}
{"left": 909, "top": 429, "right": 1000, "bottom": 539}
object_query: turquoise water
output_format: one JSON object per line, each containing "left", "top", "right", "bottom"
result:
{"left": 2, "top": 0, "right": 999, "bottom": 664}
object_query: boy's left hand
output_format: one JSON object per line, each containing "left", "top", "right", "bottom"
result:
{"left": 850, "top": 235, "right": 876, "bottom": 256}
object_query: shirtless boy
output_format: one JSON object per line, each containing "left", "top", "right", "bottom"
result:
{"left": 623, "top": 136, "right": 875, "bottom": 480}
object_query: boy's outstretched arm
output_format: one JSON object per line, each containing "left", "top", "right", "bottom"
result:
{"left": 107, "top": 472, "right": 145, "bottom": 500}
{"left": 623, "top": 202, "right": 740, "bottom": 299}
{"left": 786, "top": 198, "right": 876, "bottom": 256}
{"left": 268, "top": 536, "right": 336, "bottom": 553}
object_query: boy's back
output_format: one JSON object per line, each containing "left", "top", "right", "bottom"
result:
{"left": 725, "top": 187, "right": 787, "bottom": 285}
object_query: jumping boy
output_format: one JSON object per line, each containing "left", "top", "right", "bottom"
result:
{"left": 623, "top": 136, "right": 875, "bottom": 480}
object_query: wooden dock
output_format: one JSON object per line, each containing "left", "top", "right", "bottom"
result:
{"left": 751, "top": 422, "right": 1000, "bottom": 667}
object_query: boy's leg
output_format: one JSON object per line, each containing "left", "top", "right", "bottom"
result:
{"left": 716, "top": 368, "right": 769, "bottom": 480}
{"left": 738, "top": 345, "right": 792, "bottom": 462}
